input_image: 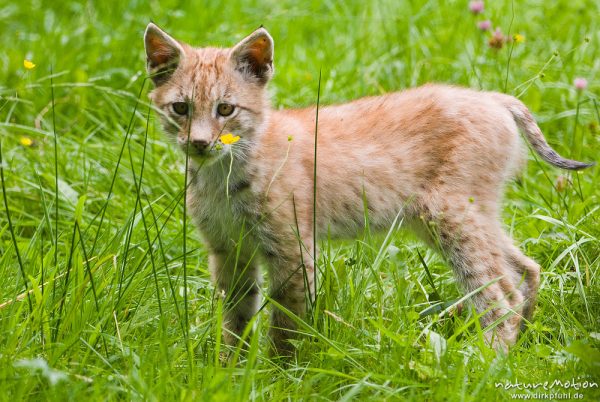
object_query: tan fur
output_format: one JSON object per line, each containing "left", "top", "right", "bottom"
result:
{"left": 144, "top": 23, "right": 592, "bottom": 354}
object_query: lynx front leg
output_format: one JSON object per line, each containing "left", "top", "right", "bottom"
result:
{"left": 263, "top": 242, "right": 316, "bottom": 355}
{"left": 209, "top": 251, "right": 261, "bottom": 347}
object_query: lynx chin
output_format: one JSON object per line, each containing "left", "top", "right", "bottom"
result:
{"left": 143, "top": 23, "right": 594, "bottom": 354}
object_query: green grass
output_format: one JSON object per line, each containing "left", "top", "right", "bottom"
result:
{"left": 1, "top": 0, "right": 599, "bottom": 400}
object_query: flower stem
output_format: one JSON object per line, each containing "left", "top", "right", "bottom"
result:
{"left": 226, "top": 146, "right": 234, "bottom": 201}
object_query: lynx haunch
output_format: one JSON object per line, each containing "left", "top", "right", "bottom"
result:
{"left": 143, "top": 23, "right": 593, "bottom": 354}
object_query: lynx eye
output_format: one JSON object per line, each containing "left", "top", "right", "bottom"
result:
{"left": 172, "top": 102, "right": 189, "bottom": 116}
{"left": 217, "top": 103, "right": 235, "bottom": 117}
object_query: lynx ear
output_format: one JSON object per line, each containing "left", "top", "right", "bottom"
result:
{"left": 230, "top": 27, "right": 274, "bottom": 85}
{"left": 144, "top": 23, "right": 185, "bottom": 86}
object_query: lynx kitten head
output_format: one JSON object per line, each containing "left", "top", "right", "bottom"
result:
{"left": 144, "top": 23, "right": 274, "bottom": 164}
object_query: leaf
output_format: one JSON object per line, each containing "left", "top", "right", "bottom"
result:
{"left": 57, "top": 179, "right": 79, "bottom": 205}
{"left": 14, "top": 358, "right": 68, "bottom": 385}
{"left": 426, "top": 329, "right": 447, "bottom": 361}
{"left": 565, "top": 341, "right": 600, "bottom": 368}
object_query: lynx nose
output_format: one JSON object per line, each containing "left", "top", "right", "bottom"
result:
{"left": 190, "top": 139, "right": 209, "bottom": 153}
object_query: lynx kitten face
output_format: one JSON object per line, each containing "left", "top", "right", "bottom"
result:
{"left": 145, "top": 24, "right": 273, "bottom": 165}
{"left": 144, "top": 23, "right": 593, "bottom": 355}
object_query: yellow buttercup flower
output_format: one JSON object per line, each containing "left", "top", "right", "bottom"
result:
{"left": 220, "top": 133, "right": 240, "bottom": 145}
{"left": 23, "top": 60, "right": 36, "bottom": 69}
{"left": 19, "top": 136, "right": 33, "bottom": 147}
{"left": 513, "top": 34, "right": 525, "bottom": 44}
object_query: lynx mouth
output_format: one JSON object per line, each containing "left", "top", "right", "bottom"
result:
{"left": 179, "top": 144, "right": 224, "bottom": 165}
{"left": 182, "top": 147, "right": 212, "bottom": 159}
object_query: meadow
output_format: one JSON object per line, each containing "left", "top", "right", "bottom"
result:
{"left": 0, "top": 0, "right": 599, "bottom": 400}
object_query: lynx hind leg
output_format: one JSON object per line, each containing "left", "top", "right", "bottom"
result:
{"left": 432, "top": 208, "right": 525, "bottom": 349}
{"left": 210, "top": 251, "right": 261, "bottom": 347}
{"left": 501, "top": 236, "right": 541, "bottom": 323}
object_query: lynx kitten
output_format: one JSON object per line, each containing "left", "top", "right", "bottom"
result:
{"left": 143, "top": 23, "right": 593, "bottom": 354}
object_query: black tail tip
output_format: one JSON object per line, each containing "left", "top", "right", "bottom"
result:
{"left": 569, "top": 161, "right": 595, "bottom": 171}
